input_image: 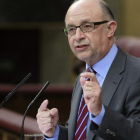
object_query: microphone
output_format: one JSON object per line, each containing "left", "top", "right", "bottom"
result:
{"left": 20, "top": 81, "right": 50, "bottom": 140}
{"left": 0, "top": 73, "right": 32, "bottom": 109}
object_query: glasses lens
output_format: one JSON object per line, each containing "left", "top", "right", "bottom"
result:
{"left": 81, "top": 23, "right": 94, "bottom": 32}
{"left": 67, "top": 27, "right": 76, "bottom": 36}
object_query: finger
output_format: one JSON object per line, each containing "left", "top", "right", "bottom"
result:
{"left": 37, "top": 116, "right": 53, "bottom": 125}
{"left": 83, "top": 81, "right": 92, "bottom": 92}
{"left": 84, "top": 80, "right": 98, "bottom": 88}
{"left": 36, "top": 110, "right": 51, "bottom": 120}
{"left": 84, "top": 82, "right": 101, "bottom": 93}
{"left": 80, "top": 72, "right": 96, "bottom": 82}
{"left": 85, "top": 86, "right": 92, "bottom": 91}
{"left": 50, "top": 108, "right": 59, "bottom": 126}
{"left": 80, "top": 76, "right": 86, "bottom": 88}
{"left": 38, "top": 100, "right": 49, "bottom": 112}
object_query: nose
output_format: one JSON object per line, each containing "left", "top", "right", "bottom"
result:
{"left": 74, "top": 27, "right": 86, "bottom": 41}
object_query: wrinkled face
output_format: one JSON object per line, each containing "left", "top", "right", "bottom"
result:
{"left": 65, "top": 0, "right": 112, "bottom": 65}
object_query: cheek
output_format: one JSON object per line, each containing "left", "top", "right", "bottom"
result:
{"left": 68, "top": 37, "right": 74, "bottom": 49}
{"left": 90, "top": 32, "right": 105, "bottom": 46}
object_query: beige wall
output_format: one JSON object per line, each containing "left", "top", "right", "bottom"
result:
{"left": 105, "top": 0, "right": 140, "bottom": 37}
{"left": 121, "top": 0, "right": 140, "bottom": 37}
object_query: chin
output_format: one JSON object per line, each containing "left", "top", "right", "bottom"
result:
{"left": 77, "top": 53, "right": 91, "bottom": 61}
{"left": 77, "top": 57, "right": 88, "bottom": 63}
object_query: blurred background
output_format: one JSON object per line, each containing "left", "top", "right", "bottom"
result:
{"left": 0, "top": 0, "right": 140, "bottom": 139}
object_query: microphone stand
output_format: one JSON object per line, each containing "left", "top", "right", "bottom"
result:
{"left": 20, "top": 81, "right": 50, "bottom": 140}
{"left": 0, "top": 73, "right": 31, "bottom": 109}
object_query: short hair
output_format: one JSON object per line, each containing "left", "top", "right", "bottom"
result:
{"left": 100, "top": 0, "right": 114, "bottom": 20}
{"left": 72, "top": 0, "right": 115, "bottom": 20}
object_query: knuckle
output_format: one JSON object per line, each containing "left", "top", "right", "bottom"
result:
{"left": 47, "top": 122, "right": 53, "bottom": 128}
{"left": 54, "top": 108, "right": 58, "bottom": 115}
{"left": 48, "top": 117, "right": 53, "bottom": 122}
{"left": 36, "top": 119, "right": 39, "bottom": 124}
{"left": 36, "top": 113, "right": 39, "bottom": 119}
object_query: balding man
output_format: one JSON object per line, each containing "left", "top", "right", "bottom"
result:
{"left": 36, "top": 0, "right": 140, "bottom": 139}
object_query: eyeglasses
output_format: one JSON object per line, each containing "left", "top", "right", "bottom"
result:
{"left": 63, "top": 20, "right": 108, "bottom": 36}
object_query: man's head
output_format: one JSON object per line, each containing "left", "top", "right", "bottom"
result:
{"left": 64, "top": 0, "right": 117, "bottom": 66}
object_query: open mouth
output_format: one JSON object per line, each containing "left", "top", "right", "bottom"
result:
{"left": 76, "top": 45, "right": 89, "bottom": 50}
{"left": 77, "top": 45, "right": 86, "bottom": 48}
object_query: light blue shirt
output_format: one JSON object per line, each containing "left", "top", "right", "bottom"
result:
{"left": 44, "top": 44, "right": 118, "bottom": 140}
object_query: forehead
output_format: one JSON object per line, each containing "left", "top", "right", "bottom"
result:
{"left": 65, "top": 0, "right": 104, "bottom": 26}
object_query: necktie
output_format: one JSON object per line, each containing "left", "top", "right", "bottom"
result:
{"left": 74, "top": 67, "right": 96, "bottom": 140}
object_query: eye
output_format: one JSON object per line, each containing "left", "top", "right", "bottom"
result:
{"left": 82, "top": 23, "right": 94, "bottom": 31}
{"left": 68, "top": 27, "right": 76, "bottom": 32}
{"left": 83, "top": 24, "right": 93, "bottom": 29}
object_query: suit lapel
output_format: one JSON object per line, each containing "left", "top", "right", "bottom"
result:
{"left": 101, "top": 68, "right": 122, "bottom": 106}
{"left": 68, "top": 76, "right": 83, "bottom": 140}
{"left": 101, "top": 48, "right": 126, "bottom": 107}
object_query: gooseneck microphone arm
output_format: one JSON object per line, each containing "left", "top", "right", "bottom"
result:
{"left": 20, "top": 81, "right": 50, "bottom": 140}
{"left": 0, "top": 73, "right": 32, "bottom": 109}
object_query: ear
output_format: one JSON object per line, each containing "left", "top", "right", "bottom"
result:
{"left": 107, "top": 21, "right": 117, "bottom": 38}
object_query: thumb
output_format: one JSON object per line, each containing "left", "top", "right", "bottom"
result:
{"left": 38, "top": 99, "right": 49, "bottom": 112}
{"left": 50, "top": 108, "right": 59, "bottom": 126}
{"left": 80, "top": 76, "right": 86, "bottom": 89}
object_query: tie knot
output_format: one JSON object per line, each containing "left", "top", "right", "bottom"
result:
{"left": 86, "top": 67, "right": 96, "bottom": 74}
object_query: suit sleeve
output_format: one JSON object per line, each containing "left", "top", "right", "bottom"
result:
{"left": 58, "top": 125, "right": 68, "bottom": 140}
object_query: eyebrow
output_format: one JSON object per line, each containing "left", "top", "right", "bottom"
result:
{"left": 66, "top": 24, "right": 75, "bottom": 27}
{"left": 66, "top": 19, "right": 92, "bottom": 27}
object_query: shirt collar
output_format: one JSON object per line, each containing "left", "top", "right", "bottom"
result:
{"left": 86, "top": 43, "right": 118, "bottom": 78}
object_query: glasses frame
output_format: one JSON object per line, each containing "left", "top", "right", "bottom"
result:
{"left": 63, "top": 20, "right": 109, "bottom": 36}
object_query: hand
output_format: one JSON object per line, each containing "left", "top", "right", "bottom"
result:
{"left": 36, "top": 100, "right": 59, "bottom": 138}
{"left": 80, "top": 72, "right": 102, "bottom": 116}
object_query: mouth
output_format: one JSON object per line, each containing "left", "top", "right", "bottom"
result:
{"left": 75, "top": 44, "right": 89, "bottom": 50}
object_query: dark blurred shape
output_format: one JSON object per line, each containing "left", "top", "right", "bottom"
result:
{"left": 0, "top": 29, "right": 39, "bottom": 83}
{"left": 72, "top": 58, "right": 85, "bottom": 76}
{"left": 0, "top": 0, "right": 72, "bottom": 22}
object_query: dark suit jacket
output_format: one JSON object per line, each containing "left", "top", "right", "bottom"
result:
{"left": 58, "top": 47, "right": 140, "bottom": 140}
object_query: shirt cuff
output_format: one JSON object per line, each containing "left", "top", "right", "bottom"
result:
{"left": 43, "top": 125, "right": 59, "bottom": 140}
{"left": 90, "top": 104, "right": 105, "bottom": 126}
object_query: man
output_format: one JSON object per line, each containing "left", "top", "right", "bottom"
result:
{"left": 36, "top": 0, "right": 140, "bottom": 139}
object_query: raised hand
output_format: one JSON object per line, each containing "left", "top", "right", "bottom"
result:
{"left": 36, "top": 100, "right": 59, "bottom": 138}
{"left": 80, "top": 72, "right": 102, "bottom": 116}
